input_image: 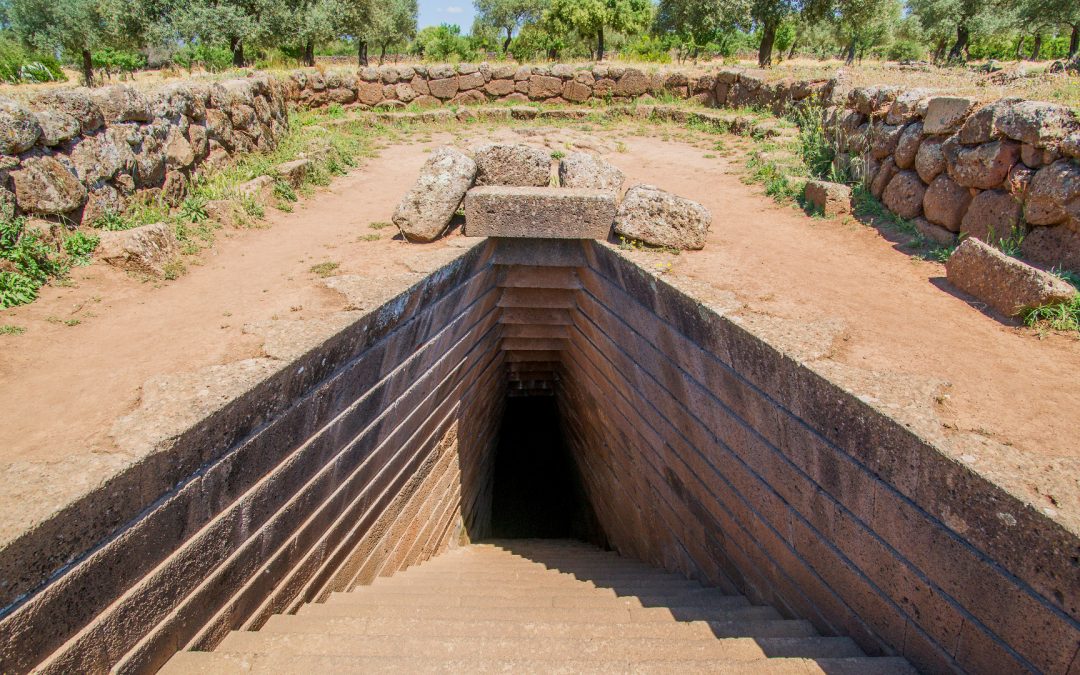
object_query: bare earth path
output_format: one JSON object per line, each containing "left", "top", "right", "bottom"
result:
{"left": 1, "top": 123, "right": 1078, "bottom": 548}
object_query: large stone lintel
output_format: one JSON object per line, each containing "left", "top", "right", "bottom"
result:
{"left": 463, "top": 186, "right": 616, "bottom": 239}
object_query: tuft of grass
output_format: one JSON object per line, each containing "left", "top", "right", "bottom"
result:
{"left": 178, "top": 196, "right": 208, "bottom": 223}
{"left": 309, "top": 261, "right": 339, "bottom": 277}
{"left": 369, "top": 221, "right": 392, "bottom": 230}
{"left": 91, "top": 210, "right": 136, "bottom": 231}
{"left": 851, "top": 186, "right": 917, "bottom": 236}
{"left": 162, "top": 259, "right": 186, "bottom": 281}
{"left": 0, "top": 324, "right": 25, "bottom": 335}
{"left": 358, "top": 233, "right": 380, "bottom": 242}
{"left": 1022, "top": 295, "right": 1080, "bottom": 334}
{"left": 550, "top": 150, "right": 566, "bottom": 160}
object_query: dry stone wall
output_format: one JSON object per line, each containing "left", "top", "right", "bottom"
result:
{"left": 0, "top": 75, "right": 289, "bottom": 226}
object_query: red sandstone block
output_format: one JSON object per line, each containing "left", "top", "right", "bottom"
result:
{"left": 464, "top": 186, "right": 616, "bottom": 239}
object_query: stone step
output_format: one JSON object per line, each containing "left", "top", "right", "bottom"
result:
{"left": 260, "top": 614, "right": 821, "bottom": 639}
{"left": 216, "top": 631, "right": 864, "bottom": 661}
{"left": 498, "top": 287, "right": 578, "bottom": 309}
{"left": 367, "top": 574, "right": 704, "bottom": 587}
{"left": 328, "top": 589, "right": 749, "bottom": 610}
{"left": 496, "top": 265, "right": 582, "bottom": 289}
{"left": 297, "top": 602, "right": 783, "bottom": 623}
{"left": 160, "top": 651, "right": 915, "bottom": 674}
{"left": 500, "top": 337, "right": 571, "bottom": 351}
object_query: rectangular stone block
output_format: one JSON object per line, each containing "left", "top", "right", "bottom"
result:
{"left": 464, "top": 187, "right": 616, "bottom": 239}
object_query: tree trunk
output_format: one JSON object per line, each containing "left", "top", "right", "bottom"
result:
{"left": 787, "top": 38, "right": 798, "bottom": 60}
{"left": 379, "top": 43, "right": 387, "bottom": 65}
{"left": 304, "top": 41, "right": 315, "bottom": 67}
{"left": 358, "top": 40, "right": 368, "bottom": 67}
{"left": 1014, "top": 34, "right": 1024, "bottom": 60}
{"left": 503, "top": 27, "right": 512, "bottom": 53}
{"left": 1030, "top": 34, "right": 1042, "bottom": 61}
{"left": 230, "top": 37, "right": 244, "bottom": 67}
{"left": 845, "top": 39, "right": 856, "bottom": 65}
{"left": 933, "top": 37, "right": 947, "bottom": 63}
{"left": 1069, "top": 25, "right": 1078, "bottom": 58}
{"left": 81, "top": 49, "right": 94, "bottom": 87}
{"left": 758, "top": 19, "right": 777, "bottom": 67}
{"left": 947, "top": 24, "right": 969, "bottom": 63}
{"left": 597, "top": 27, "right": 605, "bottom": 62}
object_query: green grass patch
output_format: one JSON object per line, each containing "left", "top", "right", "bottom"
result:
{"left": 309, "top": 261, "right": 340, "bottom": 277}
{"left": 1022, "top": 294, "right": 1080, "bottom": 334}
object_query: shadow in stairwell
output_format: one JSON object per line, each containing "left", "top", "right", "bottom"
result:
{"left": 484, "top": 539, "right": 874, "bottom": 670}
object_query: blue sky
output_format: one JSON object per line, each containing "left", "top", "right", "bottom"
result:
{"left": 418, "top": 0, "right": 477, "bottom": 31}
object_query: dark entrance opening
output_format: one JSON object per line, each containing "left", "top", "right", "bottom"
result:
{"left": 490, "top": 396, "right": 596, "bottom": 539}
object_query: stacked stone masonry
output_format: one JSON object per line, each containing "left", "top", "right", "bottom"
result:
{"left": 2, "top": 63, "right": 1077, "bottom": 268}
{"left": 3, "top": 239, "right": 1077, "bottom": 673}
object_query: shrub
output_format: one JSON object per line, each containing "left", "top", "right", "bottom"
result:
{"left": 0, "top": 34, "right": 66, "bottom": 84}
{"left": 173, "top": 42, "right": 234, "bottom": 72}
{"left": 62, "top": 231, "right": 99, "bottom": 266}
{"left": 0, "top": 216, "right": 70, "bottom": 308}
{"left": 887, "top": 39, "right": 925, "bottom": 62}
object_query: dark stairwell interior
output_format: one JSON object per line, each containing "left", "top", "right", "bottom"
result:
{"left": 489, "top": 396, "right": 602, "bottom": 542}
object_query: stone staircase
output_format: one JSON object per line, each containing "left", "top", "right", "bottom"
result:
{"left": 160, "top": 539, "right": 914, "bottom": 674}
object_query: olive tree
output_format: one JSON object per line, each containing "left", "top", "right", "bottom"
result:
{"left": 475, "top": 0, "right": 547, "bottom": 53}
{"left": 546, "top": 0, "right": 652, "bottom": 61}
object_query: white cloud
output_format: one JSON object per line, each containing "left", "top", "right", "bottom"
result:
{"left": 444, "top": 5, "right": 463, "bottom": 12}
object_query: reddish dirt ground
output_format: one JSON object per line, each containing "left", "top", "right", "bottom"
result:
{"left": 1, "top": 123, "right": 1078, "bottom": 546}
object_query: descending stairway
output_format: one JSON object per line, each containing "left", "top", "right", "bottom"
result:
{"left": 161, "top": 539, "right": 914, "bottom": 674}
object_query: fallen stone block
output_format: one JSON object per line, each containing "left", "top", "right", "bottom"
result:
{"left": 614, "top": 184, "right": 712, "bottom": 250}
{"left": 96, "top": 222, "right": 180, "bottom": 277}
{"left": 945, "top": 238, "right": 1076, "bottom": 316}
{"left": 474, "top": 143, "right": 552, "bottom": 187}
{"left": 558, "top": 153, "right": 624, "bottom": 191}
{"left": 237, "top": 175, "right": 274, "bottom": 203}
{"left": 275, "top": 159, "right": 311, "bottom": 188}
{"left": 463, "top": 186, "right": 615, "bottom": 239}
{"left": 393, "top": 147, "right": 476, "bottom": 242}
{"left": 804, "top": 180, "right": 852, "bottom": 216}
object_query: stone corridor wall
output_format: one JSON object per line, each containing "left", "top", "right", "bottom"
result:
{"left": 0, "top": 241, "right": 504, "bottom": 674}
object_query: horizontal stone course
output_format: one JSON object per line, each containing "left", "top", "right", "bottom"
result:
{"left": 464, "top": 186, "right": 617, "bottom": 239}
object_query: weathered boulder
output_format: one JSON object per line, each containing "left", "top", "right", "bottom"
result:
{"left": 882, "top": 171, "right": 926, "bottom": 219}
{"left": 995, "top": 101, "right": 1078, "bottom": 148}
{"left": 558, "top": 152, "right": 624, "bottom": 191}
{"left": 804, "top": 180, "right": 852, "bottom": 216}
{"left": 392, "top": 147, "right": 476, "bottom": 242}
{"left": 614, "top": 184, "right": 712, "bottom": 250}
{"left": 528, "top": 75, "right": 563, "bottom": 99}
{"left": 945, "top": 238, "right": 1076, "bottom": 316}
{"left": 869, "top": 123, "right": 904, "bottom": 159}
{"left": 885, "top": 88, "right": 932, "bottom": 125}
{"left": 870, "top": 157, "right": 898, "bottom": 199}
{"left": 12, "top": 156, "right": 87, "bottom": 215}
{"left": 923, "top": 97, "right": 976, "bottom": 135}
{"left": 275, "top": 159, "right": 311, "bottom": 188}
{"left": 33, "top": 110, "right": 80, "bottom": 147}
{"left": 89, "top": 85, "right": 152, "bottom": 124}
{"left": 914, "top": 217, "right": 956, "bottom": 246}
{"left": 923, "top": 174, "right": 972, "bottom": 231}
{"left": 957, "top": 99, "right": 1015, "bottom": 145}
{"left": 164, "top": 127, "right": 195, "bottom": 169}
{"left": 81, "top": 184, "right": 124, "bottom": 226}
{"left": 616, "top": 69, "right": 651, "bottom": 97}
{"left": 947, "top": 140, "right": 1021, "bottom": 189}
{"left": 0, "top": 98, "right": 41, "bottom": 154}
{"left": 914, "top": 136, "right": 946, "bottom": 183}
{"left": 959, "top": 189, "right": 1022, "bottom": 244}
{"left": 474, "top": 144, "right": 550, "bottom": 187}
{"left": 464, "top": 186, "right": 616, "bottom": 239}
{"left": 1024, "top": 159, "right": 1080, "bottom": 226}
{"left": 485, "top": 79, "right": 515, "bottom": 97}
{"left": 32, "top": 89, "right": 104, "bottom": 133}
{"left": 1022, "top": 225, "right": 1080, "bottom": 273}
{"left": 428, "top": 77, "right": 459, "bottom": 100}
{"left": 894, "top": 122, "right": 923, "bottom": 169}
{"left": 96, "top": 222, "right": 180, "bottom": 277}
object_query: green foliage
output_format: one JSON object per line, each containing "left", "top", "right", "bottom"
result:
{"left": 0, "top": 324, "right": 27, "bottom": 336}
{"left": 172, "top": 42, "right": 234, "bottom": 72}
{"left": 475, "top": 0, "right": 546, "bottom": 53}
{"left": 0, "top": 216, "right": 72, "bottom": 308}
{"left": 546, "top": 0, "right": 653, "bottom": 58}
{"left": 886, "top": 38, "right": 925, "bottom": 60}
{"left": 92, "top": 47, "right": 146, "bottom": 75}
{"left": 63, "top": 231, "right": 99, "bottom": 265}
{"left": 411, "top": 24, "right": 477, "bottom": 61}
{"left": 1022, "top": 294, "right": 1080, "bottom": 333}
{"left": 0, "top": 34, "right": 66, "bottom": 83}
{"left": 91, "top": 210, "right": 136, "bottom": 231}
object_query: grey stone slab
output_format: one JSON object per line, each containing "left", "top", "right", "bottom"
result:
{"left": 464, "top": 186, "right": 615, "bottom": 239}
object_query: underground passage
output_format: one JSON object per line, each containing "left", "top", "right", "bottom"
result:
{"left": 2, "top": 237, "right": 1077, "bottom": 674}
